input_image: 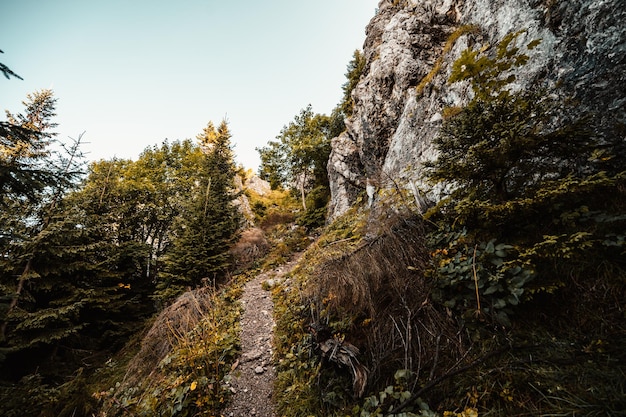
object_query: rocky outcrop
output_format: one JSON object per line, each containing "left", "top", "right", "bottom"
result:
{"left": 328, "top": 0, "right": 626, "bottom": 220}
{"left": 234, "top": 173, "right": 271, "bottom": 226}
{"left": 245, "top": 173, "right": 271, "bottom": 196}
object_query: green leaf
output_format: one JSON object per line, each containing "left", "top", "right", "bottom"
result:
{"left": 509, "top": 274, "right": 528, "bottom": 289}
{"left": 394, "top": 369, "right": 412, "bottom": 382}
{"left": 506, "top": 294, "right": 520, "bottom": 305}
{"left": 491, "top": 257, "right": 504, "bottom": 266}
{"left": 493, "top": 298, "right": 507, "bottom": 309}
{"left": 495, "top": 311, "right": 511, "bottom": 326}
{"left": 484, "top": 284, "right": 501, "bottom": 295}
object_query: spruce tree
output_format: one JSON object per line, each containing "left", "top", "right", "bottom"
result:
{"left": 0, "top": 50, "right": 22, "bottom": 80}
{"left": 1, "top": 89, "right": 69, "bottom": 206}
{"left": 157, "top": 121, "right": 241, "bottom": 302}
{"left": 0, "top": 91, "right": 94, "bottom": 377}
{"left": 340, "top": 49, "right": 366, "bottom": 117}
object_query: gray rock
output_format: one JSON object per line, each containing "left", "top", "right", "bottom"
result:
{"left": 246, "top": 175, "right": 271, "bottom": 196}
{"left": 328, "top": 0, "right": 626, "bottom": 220}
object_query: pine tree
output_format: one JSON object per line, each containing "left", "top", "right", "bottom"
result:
{"left": 0, "top": 91, "right": 100, "bottom": 380}
{"left": 340, "top": 49, "right": 366, "bottom": 117}
{"left": 1, "top": 89, "right": 69, "bottom": 206}
{"left": 1, "top": 91, "right": 85, "bottom": 340}
{"left": 0, "top": 49, "right": 22, "bottom": 80}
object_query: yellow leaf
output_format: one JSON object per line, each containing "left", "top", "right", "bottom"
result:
{"left": 462, "top": 408, "right": 479, "bottom": 417}
{"left": 190, "top": 381, "right": 197, "bottom": 391}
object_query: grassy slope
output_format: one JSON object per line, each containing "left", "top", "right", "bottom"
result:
{"left": 271, "top": 202, "right": 626, "bottom": 417}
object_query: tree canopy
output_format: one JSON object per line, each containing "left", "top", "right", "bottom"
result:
{"left": 340, "top": 50, "right": 366, "bottom": 117}
{"left": 1, "top": 95, "right": 245, "bottom": 415}
{"left": 257, "top": 105, "right": 342, "bottom": 227}
{"left": 257, "top": 50, "right": 365, "bottom": 228}
{"left": 157, "top": 121, "right": 241, "bottom": 301}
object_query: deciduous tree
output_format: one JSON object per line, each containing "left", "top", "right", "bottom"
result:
{"left": 257, "top": 105, "right": 340, "bottom": 224}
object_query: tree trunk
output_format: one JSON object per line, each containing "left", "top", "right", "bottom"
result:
{"left": 300, "top": 182, "right": 307, "bottom": 210}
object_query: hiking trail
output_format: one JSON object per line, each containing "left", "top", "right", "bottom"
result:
{"left": 222, "top": 254, "right": 301, "bottom": 417}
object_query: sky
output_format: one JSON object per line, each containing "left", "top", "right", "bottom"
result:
{"left": 1, "top": 0, "right": 379, "bottom": 171}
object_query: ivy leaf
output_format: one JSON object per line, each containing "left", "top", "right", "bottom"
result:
{"left": 506, "top": 294, "right": 520, "bottom": 306}
{"left": 491, "top": 257, "right": 504, "bottom": 266}
{"left": 493, "top": 298, "right": 507, "bottom": 309}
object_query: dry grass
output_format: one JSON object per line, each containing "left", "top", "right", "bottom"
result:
{"left": 273, "top": 204, "right": 626, "bottom": 415}
{"left": 97, "top": 282, "right": 245, "bottom": 416}
{"left": 245, "top": 186, "right": 299, "bottom": 230}
{"left": 118, "top": 287, "right": 215, "bottom": 390}
{"left": 229, "top": 227, "right": 270, "bottom": 269}
{"left": 307, "top": 214, "right": 469, "bottom": 387}
{"left": 260, "top": 210, "right": 296, "bottom": 230}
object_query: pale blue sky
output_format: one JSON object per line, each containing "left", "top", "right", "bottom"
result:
{"left": 1, "top": 0, "right": 378, "bottom": 170}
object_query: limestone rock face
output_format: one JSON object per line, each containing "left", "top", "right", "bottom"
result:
{"left": 234, "top": 174, "right": 271, "bottom": 226}
{"left": 328, "top": 0, "right": 626, "bottom": 220}
{"left": 245, "top": 174, "right": 271, "bottom": 196}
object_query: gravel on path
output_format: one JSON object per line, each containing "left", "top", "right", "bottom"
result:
{"left": 222, "top": 255, "right": 301, "bottom": 417}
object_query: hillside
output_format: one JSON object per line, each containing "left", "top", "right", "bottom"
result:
{"left": 272, "top": 0, "right": 625, "bottom": 415}
{"left": 1, "top": 1, "right": 624, "bottom": 416}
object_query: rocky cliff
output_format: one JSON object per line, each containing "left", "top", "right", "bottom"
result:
{"left": 328, "top": 0, "right": 626, "bottom": 219}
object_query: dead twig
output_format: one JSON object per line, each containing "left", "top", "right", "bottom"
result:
{"left": 472, "top": 244, "right": 481, "bottom": 316}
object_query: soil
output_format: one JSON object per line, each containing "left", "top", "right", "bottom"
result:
{"left": 222, "top": 254, "right": 301, "bottom": 417}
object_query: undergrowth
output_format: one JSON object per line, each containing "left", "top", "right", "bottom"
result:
{"left": 269, "top": 30, "right": 626, "bottom": 412}
{"left": 245, "top": 185, "right": 299, "bottom": 230}
{"left": 88, "top": 183, "right": 309, "bottom": 417}
{"left": 272, "top": 203, "right": 370, "bottom": 416}
{"left": 272, "top": 197, "right": 626, "bottom": 416}
{"left": 94, "top": 281, "right": 244, "bottom": 416}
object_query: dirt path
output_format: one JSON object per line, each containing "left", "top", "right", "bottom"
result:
{"left": 223, "top": 255, "right": 301, "bottom": 417}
